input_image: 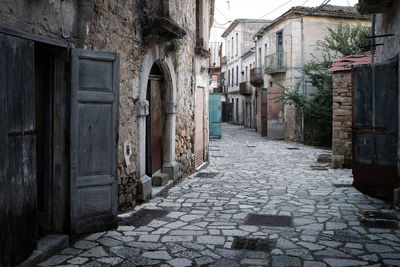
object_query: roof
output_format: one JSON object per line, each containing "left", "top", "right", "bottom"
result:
{"left": 328, "top": 51, "right": 375, "bottom": 72}
{"left": 241, "top": 48, "right": 255, "bottom": 60}
{"left": 222, "top": 19, "right": 271, "bottom": 37}
{"left": 255, "top": 5, "right": 370, "bottom": 37}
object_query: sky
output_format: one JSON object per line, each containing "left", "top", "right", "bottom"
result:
{"left": 210, "top": 0, "right": 360, "bottom": 42}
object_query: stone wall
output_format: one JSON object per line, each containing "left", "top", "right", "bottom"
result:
{"left": 332, "top": 71, "right": 352, "bottom": 168}
{"left": 0, "top": 0, "right": 212, "bottom": 211}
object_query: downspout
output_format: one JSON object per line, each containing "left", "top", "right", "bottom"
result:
{"left": 371, "top": 14, "right": 376, "bottom": 164}
{"left": 300, "top": 17, "right": 305, "bottom": 143}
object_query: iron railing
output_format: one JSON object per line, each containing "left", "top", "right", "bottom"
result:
{"left": 239, "top": 82, "right": 252, "bottom": 95}
{"left": 265, "top": 52, "right": 287, "bottom": 74}
{"left": 250, "top": 67, "right": 264, "bottom": 87}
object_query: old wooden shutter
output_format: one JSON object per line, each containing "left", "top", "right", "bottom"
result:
{"left": 70, "top": 49, "right": 119, "bottom": 234}
{"left": 0, "top": 33, "right": 36, "bottom": 266}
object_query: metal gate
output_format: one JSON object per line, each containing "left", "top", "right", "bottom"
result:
{"left": 209, "top": 93, "right": 221, "bottom": 138}
{"left": 352, "top": 60, "right": 398, "bottom": 199}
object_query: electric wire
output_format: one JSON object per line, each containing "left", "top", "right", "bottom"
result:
{"left": 258, "top": 0, "right": 296, "bottom": 19}
{"left": 215, "top": 6, "right": 231, "bottom": 23}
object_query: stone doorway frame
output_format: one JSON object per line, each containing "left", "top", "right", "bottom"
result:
{"left": 137, "top": 45, "right": 179, "bottom": 200}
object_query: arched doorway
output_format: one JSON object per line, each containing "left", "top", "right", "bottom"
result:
{"left": 136, "top": 46, "right": 179, "bottom": 200}
{"left": 146, "top": 64, "right": 164, "bottom": 176}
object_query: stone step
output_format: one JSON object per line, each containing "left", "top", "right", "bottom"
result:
{"left": 152, "top": 173, "right": 169, "bottom": 186}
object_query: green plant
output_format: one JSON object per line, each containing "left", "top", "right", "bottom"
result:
{"left": 166, "top": 39, "right": 181, "bottom": 56}
{"left": 275, "top": 23, "right": 371, "bottom": 146}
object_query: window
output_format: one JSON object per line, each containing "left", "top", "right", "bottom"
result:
{"left": 231, "top": 37, "right": 234, "bottom": 59}
{"left": 227, "top": 40, "right": 230, "bottom": 59}
{"left": 236, "top": 66, "right": 238, "bottom": 85}
{"left": 264, "top": 43, "right": 268, "bottom": 57}
{"left": 258, "top": 47, "right": 262, "bottom": 67}
{"left": 245, "top": 66, "right": 248, "bottom": 81}
{"left": 232, "top": 68, "right": 234, "bottom": 86}
{"left": 236, "top": 33, "right": 238, "bottom": 56}
{"left": 228, "top": 69, "right": 230, "bottom": 86}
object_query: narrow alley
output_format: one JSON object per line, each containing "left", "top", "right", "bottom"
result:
{"left": 39, "top": 124, "right": 400, "bottom": 267}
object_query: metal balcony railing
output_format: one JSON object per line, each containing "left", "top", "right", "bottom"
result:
{"left": 265, "top": 52, "right": 287, "bottom": 74}
{"left": 250, "top": 67, "right": 264, "bottom": 87}
{"left": 239, "top": 82, "right": 252, "bottom": 95}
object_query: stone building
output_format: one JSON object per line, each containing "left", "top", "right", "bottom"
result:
{"left": 328, "top": 52, "right": 374, "bottom": 168}
{"left": 222, "top": 19, "right": 270, "bottom": 125}
{"left": 241, "top": 48, "right": 257, "bottom": 129}
{"left": 0, "top": 0, "right": 214, "bottom": 265}
{"left": 253, "top": 5, "right": 370, "bottom": 141}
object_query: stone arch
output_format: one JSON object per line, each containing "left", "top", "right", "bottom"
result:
{"left": 136, "top": 44, "right": 179, "bottom": 200}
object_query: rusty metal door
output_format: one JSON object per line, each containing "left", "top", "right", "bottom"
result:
{"left": 149, "top": 77, "right": 163, "bottom": 175}
{"left": 352, "top": 60, "right": 398, "bottom": 199}
{"left": 267, "top": 86, "right": 285, "bottom": 139}
{"left": 209, "top": 93, "right": 221, "bottom": 138}
{"left": 194, "top": 87, "right": 204, "bottom": 167}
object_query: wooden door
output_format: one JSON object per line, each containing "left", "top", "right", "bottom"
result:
{"left": 70, "top": 49, "right": 119, "bottom": 234}
{"left": 0, "top": 33, "right": 36, "bottom": 266}
{"left": 195, "top": 87, "right": 204, "bottom": 167}
{"left": 267, "top": 86, "right": 285, "bottom": 139}
{"left": 149, "top": 77, "right": 163, "bottom": 175}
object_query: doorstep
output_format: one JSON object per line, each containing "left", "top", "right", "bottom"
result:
{"left": 18, "top": 234, "right": 69, "bottom": 267}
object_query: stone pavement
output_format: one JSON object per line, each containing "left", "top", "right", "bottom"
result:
{"left": 39, "top": 124, "right": 400, "bottom": 266}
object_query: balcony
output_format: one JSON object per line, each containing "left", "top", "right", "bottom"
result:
{"left": 142, "top": 0, "right": 186, "bottom": 42}
{"left": 250, "top": 67, "right": 264, "bottom": 87}
{"left": 239, "top": 82, "right": 252, "bottom": 95}
{"left": 265, "top": 52, "right": 287, "bottom": 74}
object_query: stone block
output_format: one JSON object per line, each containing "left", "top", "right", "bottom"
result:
{"left": 152, "top": 173, "right": 169, "bottom": 186}
{"left": 332, "top": 155, "right": 345, "bottom": 169}
{"left": 138, "top": 176, "right": 152, "bottom": 201}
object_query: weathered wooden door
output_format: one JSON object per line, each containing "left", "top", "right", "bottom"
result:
{"left": 353, "top": 61, "right": 398, "bottom": 199}
{"left": 209, "top": 93, "right": 221, "bottom": 138}
{"left": 0, "top": 33, "right": 36, "bottom": 266}
{"left": 194, "top": 87, "right": 204, "bottom": 167}
{"left": 70, "top": 49, "right": 119, "bottom": 234}
{"left": 258, "top": 88, "right": 268, "bottom": 137}
{"left": 149, "top": 76, "right": 163, "bottom": 175}
{"left": 267, "top": 86, "right": 285, "bottom": 139}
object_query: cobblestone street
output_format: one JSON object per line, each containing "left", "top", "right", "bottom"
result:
{"left": 40, "top": 124, "right": 400, "bottom": 267}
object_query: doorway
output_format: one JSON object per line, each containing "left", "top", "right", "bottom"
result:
{"left": 146, "top": 64, "right": 164, "bottom": 176}
{"left": 35, "top": 43, "right": 55, "bottom": 234}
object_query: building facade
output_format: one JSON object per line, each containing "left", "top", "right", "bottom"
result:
{"left": 0, "top": 0, "right": 214, "bottom": 265}
{"left": 222, "top": 19, "right": 270, "bottom": 125}
{"left": 254, "top": 5, "right": 370, "bottom": 141}
{"left": 240, "top": 49, "right": 257, "bottom": 128}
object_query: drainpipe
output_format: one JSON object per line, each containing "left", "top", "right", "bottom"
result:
{"left": 300, "top": 17, "right": 305, "bottom": 143}
{"left": 371, "top": 14, "right": 376, "bottom": 164}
